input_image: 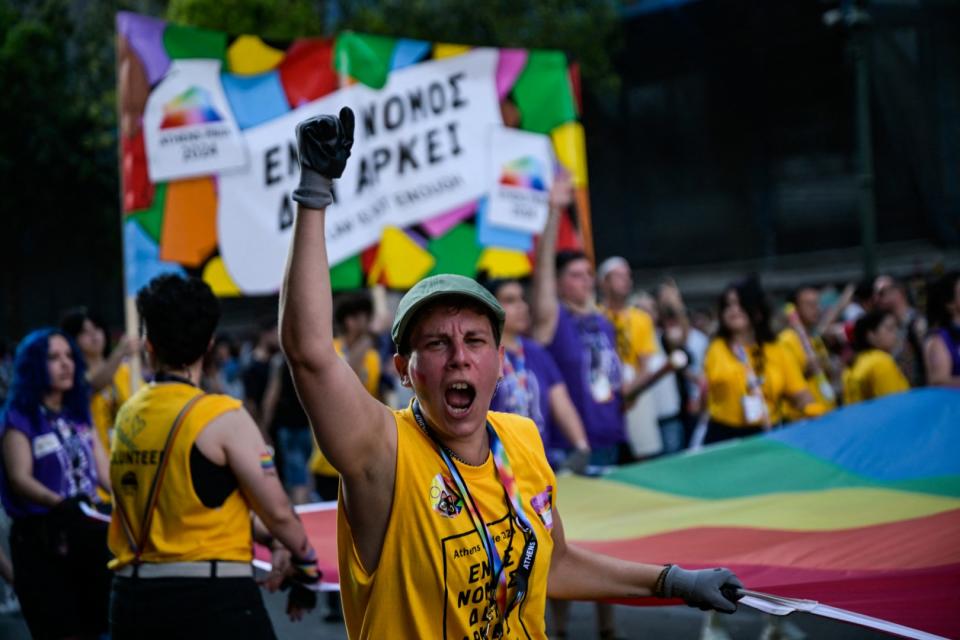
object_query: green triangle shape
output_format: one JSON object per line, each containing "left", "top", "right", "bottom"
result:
{"left": 334, "top": 32, "right": 397, "bottom": 90}
{"left": 428, "top": 224, "right": 483, "bottom": 278}
{"left": 129, "top": 182, "right": 168, "bottom": 243}
{"left": 330, "top": 254, "right": 363, "bottom": 291}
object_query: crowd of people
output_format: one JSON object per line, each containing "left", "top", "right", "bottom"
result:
{"left": 0, "top": 107, "right": 956, "bottom": 640}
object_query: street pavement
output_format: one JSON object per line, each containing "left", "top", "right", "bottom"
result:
{"left": 1, "top": 589, "right": 891, "bottom": 639}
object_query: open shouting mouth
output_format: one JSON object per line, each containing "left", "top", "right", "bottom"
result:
{"left": 444, "top": 381, "right": 476, "bottom": 417}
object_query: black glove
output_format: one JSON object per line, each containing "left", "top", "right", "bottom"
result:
{"left": 49, "top": 495, "right": 90, "bottom": 530}
{"left": 293, "top": 107, "right": 355, "bottom": 209}
{"left": 285, "top": 580, "right": 318, "bottom": 619}
{"left": 661, "top": 566, "right": 743, "bottom": 614}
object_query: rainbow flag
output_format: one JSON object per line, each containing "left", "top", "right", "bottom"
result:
{"left": 560, "top": 388, "right": 960, "bottom": 638}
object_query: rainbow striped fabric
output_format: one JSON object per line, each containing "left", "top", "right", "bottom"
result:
{"left": 559, "top": 388, "right": 960, "bottom": 638}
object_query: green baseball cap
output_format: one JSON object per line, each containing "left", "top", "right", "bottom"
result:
{"left": 392, "top": 274, "right": 505, "bottom": 351}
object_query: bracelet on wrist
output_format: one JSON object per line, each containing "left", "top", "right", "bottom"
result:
{"left": 654, "top": 564, "right": 672, "bottom": 598}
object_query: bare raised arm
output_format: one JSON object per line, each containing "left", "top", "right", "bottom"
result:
{"left": 279, "top": 109, "right": 395, "bottom": 483}
{"left": 530, "top": 174, "right": 573, "bottom": 344}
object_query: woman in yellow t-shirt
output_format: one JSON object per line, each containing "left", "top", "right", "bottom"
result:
{"left": 843, "top": 309, "right": 910, "bottom": 404}
{"left": 61, "top": 309, "right": 138, "bottom": 454}
{"left": 705, "top": 280, "right": 820, "bottom": 444}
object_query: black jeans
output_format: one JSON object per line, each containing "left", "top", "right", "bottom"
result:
{"left": 10, "top": 514, "right": 111, "bottom": 639}
{"left": 704, "top": 420, "right": 764, "bottom": 445}
{"left": 110, "top": 575, "right": 277, "bottom": 639}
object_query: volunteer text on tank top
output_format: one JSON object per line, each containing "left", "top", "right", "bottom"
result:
{"left": 338, "top": 408, "right": 556, "bottom": 640}
{"left": 108, "top": 380, "right": 252, "bottom": 568}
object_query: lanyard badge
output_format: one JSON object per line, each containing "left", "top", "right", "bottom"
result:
{"left": 412, "top": 402, "right": 538, "bottom": 637}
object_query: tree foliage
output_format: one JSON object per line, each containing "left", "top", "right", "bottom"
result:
{"left": 166, "top": 0, "right": 325, "bottom": 40}
{"left": 334, "top": 0, "right": 621, "bottom": 93}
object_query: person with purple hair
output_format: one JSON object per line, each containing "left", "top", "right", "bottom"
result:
{"left": 0, "top": 328, "right": 112, "bottom": 638}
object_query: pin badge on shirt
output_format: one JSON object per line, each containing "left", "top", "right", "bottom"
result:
{"left": 430, "top": 473, "right": 464, "bottom": 518}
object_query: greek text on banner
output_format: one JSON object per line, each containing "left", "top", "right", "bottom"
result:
{"left": 217, "top": 48, "right": 502, "bottom": 294}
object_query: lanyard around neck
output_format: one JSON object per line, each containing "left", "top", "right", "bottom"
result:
{"left": 411, "top": 401, "right": 538, "bottom": 637}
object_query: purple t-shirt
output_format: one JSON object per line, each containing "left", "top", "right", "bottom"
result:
{"left": 546, "top": 305, "right": 625, "bottom": 449}
{"left": 491, "top": 337, "right": 563, "bottom": 448}
{"left": 0, "top": 406, "right": 99, "bottom": 518}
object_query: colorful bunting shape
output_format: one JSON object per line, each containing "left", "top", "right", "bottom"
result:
{"left": 129, "top": 182, "right": 167, "bottom": 242}
{"left": 421, "top": 201, "right": 477, "bottom": 238}
{"left": 476, "top": 248, "right": 532, "bottom": 278}
{"left": 367, "top": 227, "right": 435, "bottom": 288}
{"left": 124, "top": 219, "right": 185, "bottom": 295}
{"left": 551, "top": 121, "right": 588, "bottom": 187}
{"left": 496, "top": 49, "right": 528, "bottom": 99}
{"left": 330, "top": 255, "right": 363, "bottom": 291}
{"left": 122, "top": 132, "right": 154, "bottom": 213}
{"left": 159, "top": 177, "right": 218, "bottom": 267}
{"left": 278, "top": 39, "right": 337, "bottom": 107}
{"left": 512, "top": 50, "right": 576, "bottom": 134}
{"left": 334, "top": 32, "right": 397, "bottom": 89}
{"left": 162, "top": 22, "right": 227, "bottom": 63}
{"left": 390, "top": 38, "right": 431, "bottom": 71}
{"left": 116, "top": 12, "right": 170, "bottom": 86}
{"left": 433, "top": 43, "right": 471, "bottom": 60}
{"left": 202, "top": 256, "right": 241, "bottom": 297}
{"left": 227, "top": 35, "right": 285, "bottom": 75}
{"left": 221, "top": 70, "right": 291, "bottom": 129}
{"left": 427, "top": 224, "right": 483, "bottom": 278}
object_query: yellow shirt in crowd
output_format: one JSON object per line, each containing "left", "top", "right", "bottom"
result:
{"left": 339, "top": 408, "right": 555, "bottom": 640}
{"left": 842, "top": 349, "right": 910, "bottom": 405}
{"left": 603, "top": 306, "right": 657, "bottom": 368}
{"left": 705, "top": 339, "right": 808, "bottom": 427}
{"left": 108, "top": 382, "right": 251, "bottom": 568}
{"left": 310, "top": 337, "right": 381, "bottom": 477}
{"left": 777, "top": 328, "right": 837, "bottom": 421}
{"left": 91, "top": 362, "right": 134, "bottom": 454}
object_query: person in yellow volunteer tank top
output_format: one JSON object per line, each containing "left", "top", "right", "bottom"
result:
{"left": 705, "top": 279, "right": 823, "bottom": 445}
{"left": 843, "top": 310, "right": 910, "bottom": 404}
{"left": 777, "top": 285, "right": 838, "bottom": 421}
{"left": 108, "top": 274, "right": 321, "bottom": 640}
{"left": 282, "top": 108, "right": 744, "bottom": 640}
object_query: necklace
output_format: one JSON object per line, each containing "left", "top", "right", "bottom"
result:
{"left": 411, "top": 406, "right": 482, "bottom": 466}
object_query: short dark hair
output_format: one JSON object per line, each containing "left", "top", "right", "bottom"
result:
{"left": 555, "top": 250, "right": 589, "bottom": 277}
{"left": 852, "top": 309, "right": 894, "bottom": 353}
{"left": 137, "top": 274, "right": 220, "bottom": 369}
{"left": 334, "top": 293, "right": 373, "bottom": 332}
{"left": 397, "top": 295, "right": 502, "bottom": 356}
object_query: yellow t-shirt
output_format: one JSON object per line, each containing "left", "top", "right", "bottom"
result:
{"left": 705, "top": 339, "right": 808, "bottom": 427}
{"left": 108, "top": 382, "right": 251, "bottom": 568}
{"left": 90, "top": 362, "right": 135, "bottom": 454}
{"left": 842, "top": 349, "right": 910, "bottom": 405}
{"left": 310, "top": 338, "right": 383, "bottom": 478}
{"left": 602, "top": 306, "right": 656, "bottom": 368}
{"left": 777, "top": 328, "right": 837, "bottom": 421}
{"left": 339, "top": 408, "right": 555, "bottom": 640}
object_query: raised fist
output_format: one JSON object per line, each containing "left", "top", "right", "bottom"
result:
{"left": 293, "top": 106, "right": 355, "bottom": 209}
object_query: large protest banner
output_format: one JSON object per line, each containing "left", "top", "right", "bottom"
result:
{"left": 116, "top": 13, "right": 592, "bottom": 297}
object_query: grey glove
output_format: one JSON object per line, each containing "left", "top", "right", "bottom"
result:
{"left": 293, "top": 106, "right": 355, "bottom": 209}
{"left": 661, "top": 566, "right": 743, "bottom": 614}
